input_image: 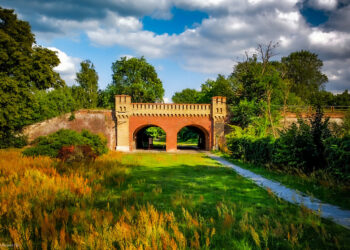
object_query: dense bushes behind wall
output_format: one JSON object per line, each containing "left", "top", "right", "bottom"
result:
{"left": 226, "top": 109, "right": 350, "bottom": 182}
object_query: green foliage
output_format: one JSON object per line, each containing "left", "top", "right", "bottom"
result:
{"left": 333, "top": 90, "right": 350, "bottom": 106}
{"left": 177, "top": 127, "right": 199, "bottom": 142}
{"left": 230, "top": 99, "right": 263, "bottom": 128}
{"left": 342, "top": 109, "right": 350, "bottom": 136}
{"left": 74, "top": 60, "right": 99, "bottom": 108}
{"left": 144, "top": 127, "right": 165, "bottom": 139}
{"left": 104, "top": 56, "right": 164, "bottom": 106}
{"left": 171, "top": 75, "right": 236, "bottom": 105}
{"left": 200, "top": 74, "right": 236, "bottom": 104}
{"left": 273, "top": 121, "right": 316, "bottom": 172}
{"left": 227, "top": 108, "right": 347, "bottom": 178}
{"left": 172, "top": 88, "right": 202, "bottom": 103}
{"left": 226, "top": 125, "right": 274, "bottom": 165}
{"left": 0, "top": 7, "right": 64, "bottom": 148}
{"left": 22, "top": 129, "right": 107, "bottom": 157}
{"left": 68, "top": 112, "right": 75, "bottom": 121}
{"left": 325, "top": 136, "right": 350, "bottom": 181}
{"left": 282, "top": 50, "right": 328, "bottom": 104}
{"left": 30, "top": 87, "right": 77, "bottom": 123}
{"left": 230, "top": 56, "right": 265, "bottom": 102}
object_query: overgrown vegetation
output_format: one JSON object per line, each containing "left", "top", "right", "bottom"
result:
{"left": 1, "top": 150, "right": 349, "bottom": 249}
{"left": 226, "top": 107, "right": 350, "bottom": 207}
{"left": 22, "top": 129, "right": 108, "bottom": 158}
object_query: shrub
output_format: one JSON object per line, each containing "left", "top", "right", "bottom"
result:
{"left": 325, "top": 136, "right": 350, "bottom": 181}
{"left": 226, "top": 107, "right": 343, "bottom": 176}
{"left": 58, "top": 145, "right": 97, "bottom": 163}
{"left": 22, "top": 129, "right": 107, "bottom": 158}
{"left": 0, "top": 132, "right": 27, "bottom": 149}
{"left": 273, "top": 121, "right": 316, "bottom": 173}
{"left": 226, "top": 125, "right": 274, "bottom": 165}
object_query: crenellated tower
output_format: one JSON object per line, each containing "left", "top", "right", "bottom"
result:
{"left": 115, "top": 95, "right": 132, "bottom": 151}
{"left": 211, "top": 96, "right": 227, "bottom": 150}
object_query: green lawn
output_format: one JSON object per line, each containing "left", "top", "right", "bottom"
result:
{"left": 215, "top": 152, "right": 350, "bottom": 211}
{"left": 105, "top": 152, "right": 350, "bottom": 249}
{"left": 151, "top": 138, "right": 199, "bottom": 147}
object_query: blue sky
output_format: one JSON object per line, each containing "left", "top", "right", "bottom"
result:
{"left": 1, "top": 0, "right": 350, "bottom": 101}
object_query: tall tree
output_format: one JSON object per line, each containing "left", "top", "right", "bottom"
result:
{"left": 281, "top": 50, "right": 328, "bottom": 103}
{"left": 230, "top": 43, "right": 283, "bottom": 137}
{"left": 106, "top": 56, "right": 164, "bottom": 104}
{"left": 75, "top": 60, "right": 99, "bottom": 108}
{"left": 172, "top": 88, "right": 202, "bottom": 104}
{"left": 0, "top": 7, "right": 64, "bottom": 147}
{"left": 200, "top": 74, "right": 235, "bottom": 104}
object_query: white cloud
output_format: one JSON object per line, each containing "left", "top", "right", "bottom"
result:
{"left": 308, "top": 0, "right": 338, "bottom": 10}
{"left": 48, "top": 47, "right": 81, "bottom": 86}
{"left": 4, "top": 0, "right": 350, "bottom": 92}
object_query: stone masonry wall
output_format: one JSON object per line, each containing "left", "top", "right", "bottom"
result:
{"left": 23, "top": 110, "right": 116, "bottom": 150}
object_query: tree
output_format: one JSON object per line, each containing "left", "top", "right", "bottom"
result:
{"left": 281, "top": 50, "right": 328, "bottom": 103}
{"left": 0, "top": 7, "right": 64, "bottom": 147}
{"left": 31, "top": 87, "right": 77, "bottom": 122}
{"left": 105, "top": 56, "right": 164, "bottom": 105}
{"left": 172, "top": 88, "right": 202, "bottom": 103}
{"left": 75, "top": 60, "right": 99, "bottom": 108}
{"left": 200, "top": 74, "right": 235, "bottom": 104}
{"left": 231, "top": 55, "right": 265, "bottom": 103}
{"left": 333, "top": 90, "right": 350, "bottom": 106}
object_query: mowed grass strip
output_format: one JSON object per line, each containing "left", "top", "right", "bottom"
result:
{"left": 1, "top": 150, "right": 350, "bottom": 249}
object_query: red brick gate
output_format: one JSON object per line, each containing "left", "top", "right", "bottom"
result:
{"left": 115, "top": 95, "right": 227, "bottom": 152}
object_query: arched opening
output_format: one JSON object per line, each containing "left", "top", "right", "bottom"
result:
{"left": 177, "top": 126, "right": 207, "bottom": 150}
{"left": 133, "top": 125, "right": 166, "bottom": 150}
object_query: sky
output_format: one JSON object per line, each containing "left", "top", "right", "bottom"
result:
{"left": 1, "top": 0, "right": 350, "bottom": 102}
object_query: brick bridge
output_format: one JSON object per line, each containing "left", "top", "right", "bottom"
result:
{"left": 115, "top": 95, "right": 227, "bottom": 152}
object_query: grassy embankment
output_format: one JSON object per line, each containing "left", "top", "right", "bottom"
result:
{"left": 216, "top": 151, "right": 350, "bottom": 211}
{"left": 0, "top": 149, "right": 349, "bottom": 249}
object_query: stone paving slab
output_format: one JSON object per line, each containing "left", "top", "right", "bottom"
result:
{"left": 208, "top": 153, "right": 350, "bottom": 230}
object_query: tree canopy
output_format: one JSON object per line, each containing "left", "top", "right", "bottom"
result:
{"left": 0, "top": 7, "right": 64, "bottom": 147}
{"left": 281, "top": 50, "right": 328, "bottom": 103}
{"left": 104, "top": 56, "right": 164, "bottom": 105}
{"left": 74, "top": 60, "right": 99, "bottom": 108}
{"left": 172, "top": 88, "right": 202, "bottom": 104}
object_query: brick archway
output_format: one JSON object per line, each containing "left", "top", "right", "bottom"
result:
{"left": 115, "top": 95, "right": 227, "bottom": 152}
{"left": 176, "top": 124, "right": 210, "bottom": 150}
{"left": 132, "top": 124, "right": 167, "bottom": 150}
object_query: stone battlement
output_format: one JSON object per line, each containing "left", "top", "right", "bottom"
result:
{"left": 131, "top": 103, "right": 211, "bottom": 117}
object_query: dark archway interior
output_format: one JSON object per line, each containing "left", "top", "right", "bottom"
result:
{"left": 134, "top": 126, "right": 166, "bottom": 150}
{"left": 177, "top": 126, "right": 206, "bottom": 150}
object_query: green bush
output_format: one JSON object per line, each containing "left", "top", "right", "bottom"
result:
{"left": 273, "top": 121, "right": 316, "bottom": 172}
{"left": 22, "top": 129, "right": 108, "bottom": 157}
{"left": 226, "top": 107, "right": 348, "bottom": 179}
{"left": 0, "top": 132, "right": 28, "bottom": 149}
{"left": 325, "top": 136, "right": 350, "bottom": 181}
{"left": 226, "top": 125, "right": 274, "bottom": 165}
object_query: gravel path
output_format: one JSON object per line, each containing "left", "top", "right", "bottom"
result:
{"left": 208, "top": 153, "right": 350, "bottom": 229}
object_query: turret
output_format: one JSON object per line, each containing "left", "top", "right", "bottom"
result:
{"left": 211, "top": 96, "right": 227, "bottom": 150}
{"left": 115, "top": 95, "right": 132, "bottom": 151}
